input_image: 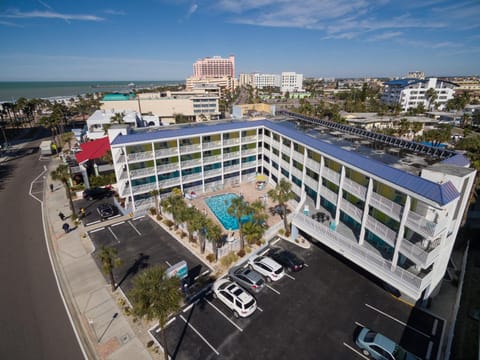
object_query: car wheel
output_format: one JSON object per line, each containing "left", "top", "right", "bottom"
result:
{"left": 233, "top": 311, "right": 239, "bottom": 319}
{"left": 266, "top": 276, "right": 272, "bottom": 283}
{"left": 362, "top": 349, "right": 370, "bottom": 356}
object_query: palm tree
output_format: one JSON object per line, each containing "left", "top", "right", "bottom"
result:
{"left": 227, "top": 197, "right": 249, "bottom": 250}
{"left": 425, "top": 88, "right": 438, "bottom": 111}
{"left": 51, "top": 164, "right": 76, "bottom": 217}
{"left": 110, "top": 113, "right": 124, "bottom": 124}
{"left": 98, "top": 246, "right": 122, "bottom": 291}
{"left": 242, "top": 221, "right": 265, "bottom": 246}
{"left": 149, "top": 189, "right": 162, "bottom": 215}
{"left": 161, "top": 190, "right": 186, "bottom": 229}
{"left": 249, "top": 199, "right": 267, "bottom": 225}
{"left": 267, "top": 178, "right": 296, "bottom": 233}
{"left": 129, "top": 266, "right": 182, "bottom": 360}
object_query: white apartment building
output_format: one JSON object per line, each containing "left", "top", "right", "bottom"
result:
{"left": 381, "top": 78, "right": 457, "bottom": 112}
{"left": 86, "top": 109, "right": 143, "bottom": 140}
{"left": 107, "top": 117, "right": 475, "bottom": 302}
{"left": 239, "top": 72, "right": 303, "bottom": 93}
{"left": 281, "top": 72, "right": 304, "bottom": 93}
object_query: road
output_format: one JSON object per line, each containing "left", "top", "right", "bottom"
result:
{"left": 0, "top": 135, "right": 84, "bottom": 359}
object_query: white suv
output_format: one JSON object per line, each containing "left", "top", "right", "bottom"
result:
{"left": 212, "top": 279, "right": 257, "bottom": 318}
{"left": 248, "top": 255, "right": 285, "bottom": 282}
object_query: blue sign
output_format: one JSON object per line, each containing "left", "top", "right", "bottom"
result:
{"left": 166, "top": 260, "right": 188, "bottom": 280}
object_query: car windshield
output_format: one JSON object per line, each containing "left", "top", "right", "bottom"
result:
{"left": 244, "top": 299, "right": 255, "bottom": 309}
{"left": 364, "top": 330, "right": 377, "bottom": 342}
{"left": 274, "top": 267, "right": 283, "bottom": 274}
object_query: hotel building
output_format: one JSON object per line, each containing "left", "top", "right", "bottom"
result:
{"left": 239, "top": 72, "right": 304, "bottom": 93}
{"left": 108, "top": 115, "right": 475, "bottom": 301}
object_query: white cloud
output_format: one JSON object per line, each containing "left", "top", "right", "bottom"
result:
{"left": 187, "top": 3, "right": 198, "bottom": 17}
{"left": 104, "top": 9, "right": 126, "bottom": 16}
{"left": 367, "top": 31, "right": 402, "bottom": 41}
{"left": 0, "top": 10, "right": 104, "bottom": 22}
{"left": 0, "top": 20, "right": 23, "bottom": 27}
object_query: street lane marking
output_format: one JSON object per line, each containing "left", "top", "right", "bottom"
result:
{"left": 266, "top": 284, "right": 280, "bottom": 295}
{"left": 343, "top": 342, "right": 369, "bottom": 359}
{"left": 365, "top": 303, "right": 431, "bottom": 339}
{"left": 108, "top": 227, "right": 120, "bottom": 244}
{"left": 128, "top": 221, "right": 142, "bottom": 235}
{"left": 179, "top": 314, "right": 220, "bottom": 356}
{"left": 111, "top": 221, "right": 125, "bottom": 227}
{"left": 90, "top": 227, "right": 105, "bottom": 233}
{"left": 133, "top": 215, "right": 145, "bottom": 221}
{"left": 284, "top": 273, "right": 295, "bottom": 280}
{"left": 205, "top": 299, "right": 243, "bottom": 332}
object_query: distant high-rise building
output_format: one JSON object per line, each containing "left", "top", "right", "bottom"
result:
{"left": 239, "top": 71, "right": 304, "bottom": 93}
{"left": 407, "top": 71, "right": 425, "bottom": 80}
{"left": 281, "top": 72, "right": 303, "bottom": 92}
{"left": 193, "top": 55, "right": 235, "bottom": 79}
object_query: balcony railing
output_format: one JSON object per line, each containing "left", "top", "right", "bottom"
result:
{"left": 242, "top": 135, "right": 257, "bottom": 143}
{"left": 405, "top": 211, "right": 446, "bottom": 238}
{"left": 116, "top": 154, "right": 125, "bottom": 164}
{"left": 291, "top": 167, "right": 303, "bottom": 179}
{"left": 127, "top": 151, "right": 154, "bottom": 162}
{"left": 304, "top": 175, "right": 318, "bottom": 190}
{"left": 291, "top": 183, "right": 302, "bottom": 195}
{"left": 270, "top": 154, "right": 279, "bottom": 163}
{"left": 223, "top": 151, "right": 240, "bottom": 160}
{"left": 131, "top": 182, "right": 157, "bottom": 195}
{"left": 204, "top": 168, "right": 221, "bottom": 178}
{"left": 342, "top": 177, "right": 367, "bottom": 200}
{"left": 224, "top": 164, "right": 241, "bottom": 173}
{"left": 155, "top": 148, "right": 175, "bottom": 157}
{"left": 202, "top": 140, "right": 222, "bottom": 149}
{"left": 223, "top": 138, "right": 240, "bottom": 146}
{"left": 280, "top": 159, "right": 290, "bottom": 171}
{"left": 180, "top": 159, "right": 200, "bottom": 168}
{"left": 292, "top": 151, "right": 304, "bottom": 163}
{"left": 400, "top": 237, "right": 442, "bottom": 267}
{"left": 365, "top": 216, "right": 397, "bottom": 245}
{"left": 320, "top": 185, "right": 338, "bottom": 205}
{"left": 159, "top": 177, "right": 181, "bottom": 188}
{"left": 369, "top": 192, "right": 403, "bottom": 221}
{"left": 271, "top": 139, "right": 280, "bottom": 148}
{"left": 292, "top": 213, "right": 432, "bottom": 295}
{"left": 179, "top": 144, "right": 201, "bottom": 153}
{"left": 242, "top": 148, "right": 257, "bottom": 156}
{"left": 340, "top": 200, "right": 363, "bottom": 223}
{"left": 182, "top": 172, "right": 203, "bottom": 182}
{"left": 305, "top": 158, "right": 320, "bottom": 172}
{"left": 203, "top": 154, "right": 222, "bottom": 164}
{"left": 156, "top": 162, "right": 179, "bottom": 173}
{"left": 130, "top": 167, "right": 156, "bottom": 179}
{"left": 322, "top": 167, "right": 340, "bottom": 185}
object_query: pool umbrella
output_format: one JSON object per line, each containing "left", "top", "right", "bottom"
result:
{"left": 256, "top": 174, "right": 267, "bottom": 182}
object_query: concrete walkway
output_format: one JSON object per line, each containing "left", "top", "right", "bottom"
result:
{"left": 45, "top": 158, "right": 152, "bottom": 360}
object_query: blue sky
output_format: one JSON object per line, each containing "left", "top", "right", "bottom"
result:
{"left": 0, "top": 0, "right": 479, "bottom": 81}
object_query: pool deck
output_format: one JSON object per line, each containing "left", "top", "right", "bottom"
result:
{"left": 189, "top": 181, "right": 288, "bottom": 239}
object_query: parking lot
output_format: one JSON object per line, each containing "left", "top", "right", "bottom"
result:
{"left": 88, "top": 216, "right": 211, "bottom": 293}
{"left": 152, "top": 239, "right": 443, "bottom": 359}
{"left": 75, "top": 196, "right": 121, "bottom": 226}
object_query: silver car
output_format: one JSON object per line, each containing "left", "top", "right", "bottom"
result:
{"left": 228, "top": 266, "right": 265, "bottom": 293}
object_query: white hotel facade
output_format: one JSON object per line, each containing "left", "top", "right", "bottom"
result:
{"left": 107, "top": 119, "right": 475, "bottom": 301}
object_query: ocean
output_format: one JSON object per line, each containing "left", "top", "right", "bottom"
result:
{"left": 0, "top": 81, "right": 184, "bottom": 102}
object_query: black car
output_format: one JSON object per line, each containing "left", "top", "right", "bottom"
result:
{"left": 97, "top": 203, "right": 118, "bottom": 219}
{"left": 83, "top": 187, "right": 113, "bottom": 200}
{"left": 269, "top": 248, "right": 305, "bottom": 272}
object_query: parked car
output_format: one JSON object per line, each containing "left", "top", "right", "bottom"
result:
{"left": 97, "top": 203, "right": 118, "bottom": 219}
{"left": 212, "top": 279, "right": 257, "bottom": 318}
{"left": 269, "top": 248, "right": 305, "bottom": 272}
{"left": 83, "top": 187, "right": 113, "bottom": 200}
{"left": 228, "top": 266, "right": 265, "bottom": 293}
{"left": 247, "top": 255, "right": 285, "bottom": 282}
{"left": 355, "top": 326, "right": 421, "bottom": 360}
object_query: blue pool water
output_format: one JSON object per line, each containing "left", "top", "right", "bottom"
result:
{"left": 205, "top": 193, "right": 250, "bottom": 230}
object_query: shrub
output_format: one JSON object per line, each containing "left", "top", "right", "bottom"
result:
{"left": 237, "top": 249, "right": 246, "bottom": 257}
{"left": 156, "top": 214, "right": 162, "bottom": 221}
{"left": 278, "top": 229, "right": 285, "bottom": 235}
{"left": 181, "top": 232, "right": 187, "bottom": 239}
{"left": 220, "top": 251, "right": 238, "bottom": 267}
{"left": 164, "top": 219, "right": 174, "bottom": 228}
{"left": 147, "top": 340, "right": 154, "bottom": 348}
{"left": 206, "top": 253, "right": 215, "bottom": 263}
{"left": 149, "top": 207, "right": 157, "bottom": 216}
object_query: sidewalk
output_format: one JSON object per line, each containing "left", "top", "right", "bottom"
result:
{"left": 45, "top": 158, "right": 152, "bottom": 360}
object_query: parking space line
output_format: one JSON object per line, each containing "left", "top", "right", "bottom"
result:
{"left": 259, "top": 249, "right": 270, "bottom": 256}
{"left": 205, "top": 299, "right": 243, "bottom": 332}
{"left": 426, "top": 341, "right": 433, "bottom": 360}
{"left": 284, "top": 273, "right": 295, "bottom": 280}
{"left": 271, "top": 238, "right": 281, "bottom": 246}
{"left": 109, "top": 214, "right": 121, "bottom": 220}
{"left": 432, "top": 319, "right": 438, "bottom": 336}
{"left": 183, "top": 301, "right": 198, "bottom": 313}
{"left": 108, "top": 227, "right": 120, "bottom": 244}
{"left": 128, "top": 220, "right": 142, "bottom": 236}
{"left": 86, "top": 220, "right": 101, "bottom": 226}
{"left": 257, "top": 306, "right": 263, "bottom": 312}
{"left": 156, "top": 316, "right": 177, "bottom": 332}
{"left": 194, "top": 270, "right": 210, "bottom": 281}
{"left": 343, "top": 342, "right": 369, "bottom": 359}
{"left": 89, "top": 227, "right": 105, "bottom": 233}
{"left": 365, "top": 303, "right": 431, "bottom": 339}
{"left": 304, "top": 263, "right": 309, "bottom": 267}
{"left": 165, "top": 260, "right": 172, "bottom": 267}
{"left": 355, "top": 321, "right": 366, "bottom": 328}
{"left": 266, "top": 284, "right": 280, "bottom": 295}
{"left": 111, "top": 221, "right": 125, "bottom": 227}
{"left": 179, "top": 314, "right": 220, "bottom": 356}
{"left": 133, "top": 215, "right": 145, "bottom": 221}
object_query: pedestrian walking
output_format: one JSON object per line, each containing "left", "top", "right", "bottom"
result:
{"left": 62, "top": 223, "right": 70, "bottom": 233}
{"left": 50, "top": 184, "right": 54, "bottom": 192}
{"left": 80, "top": 208, "right": 85, "bottom": 219}
{"left": 58, "top": 212, "right": 65, "bottom": 221}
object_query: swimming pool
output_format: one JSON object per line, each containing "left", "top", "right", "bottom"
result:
{"left": 205, "top": 193, "right": 250, "bottom": 230}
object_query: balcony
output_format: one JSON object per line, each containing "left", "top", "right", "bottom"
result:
{"left": 320, "top": 185, "right": 338, "bottom": 205}
{"left": 204, "top": 168, "right": 221, "bottom": 178}
{"left": 224, "top": 164, "right": 241, "bottom": 173}
{"left": 400, "top": 237, "right": 441, "bottom": 267}
{"left": 242, "top": 148, "right": 257, "bottom": 156}
{"left": 202, "top": 140, "right": 222, "bottom": 149}
{"left": 280, "top": 159, "right": 290, "bottom": 171}
{"left": 182, "top": 172, "right": 203, "bottom": 183}
{"left": 203, "top": 154, "right": 222, "bottom": 164}
{"left": 292, "top": 213, "right": 432, "bottom": 298}
{"left": 158, "top": 177, "right": 181, "bottom": 188}
{"left": 305, "top": 158, "right": 320, "bottom": 172}
{"left": 369, "top": 192, "right": 403, "bottom": 221}
{"left": 223, "top": 138, "right": 240, "bottom": 146}
{"left": 340, "top": 200, "right": 363, "bottom": 223}
{"left": 271, "top": 139, "right": 280, "bottom": 148}
{"left": 342, "top": 178, "right": 367, "bottom": 200}
{"left": 405, "top": 211, "right": 446, "bottom": 238}
{"left": 131, "top": 182, "right": 156, "bottom": 195}
{"left": 180, "top": 159, "right": 200, "bottom": 169}
{"left": 127, "top": 151, "right": 154, "bottom": 162}
{"left": 180, "top": 144, "right": 201, "bottom": 153}
{"left": 292, "top": 151, "right": 304, "bottom": 163}
{"left": 322, "top": 167, "right": 340, "bottom": 185}
{"left": 155, "top": 148, "right": 175, "bottom": 157}
{"left": 291, "top": 183, "right": 302, "bottom": 196}
{"left": 242, "top": 135, "right": 257, "bottom": 143}
{"left": 365, "top": 216, "right": 397, "bottom": 245}
{"left": 223, "top": 151, "right": 240, "bottom": 160}
{"left": 242, "top": 160, "right": 257, "bottom": 169}
{"left": 156, "top": 163, "right": 179, "bottom": 173}
{"left": 116, "top": 154, "right": 126, "bottom": 164}
{"left": 304, "top": 176, "right": 318, "bottom": 190}
{"left": 291, "top": 167, "right": 303, "bottom": 179}
{"left": 130, "top": 167, "right": 156, "bottom": 179}
{"left": 270, "top": 154, "right": 279, "bottom": 163}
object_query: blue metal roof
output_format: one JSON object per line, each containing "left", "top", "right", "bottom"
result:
{"left": 440, "top": 153, "right": 470, "bottom": 167}
{"left": 383, "top": 78, "right": 424, "bottom": 87}
{"left": 111, "top": 119, "right": 460, "bottom": 206}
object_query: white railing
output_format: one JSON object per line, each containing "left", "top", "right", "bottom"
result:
{"left": 116, "top": 154, "right": 126, "bottom": 164}
{"left": 291, "top": 183, "right": 302, "bottom": 196}
{"left": 224, "top": 138, "right": 240, "bottom": 146}
{"left": 131, "top": 182, "right": 156, "bottom": 195}
{"left": 341, "top": 200, "right": 363, "bottom": 223}
{"left": 292, "top": 151, "right": 304, "bottom": 163}
{"left": 118, "top": 169, "right": 128, "bottom": 181}
{"left": 130, "top": 167, "right": 156, "bottom": 179}
{"left": 305, "top": 158, "right": 320, "bottom": 171}
{"left": 182, "top": 172, "right": 203, "bottom": 182}
{"left": 400, "top": 237, "right": 442, "bottom": 267}
{"left": 204, "top": 168, "right": 221, "bottom": 178}
{"left": 369, "top": 192, "right": 403, "bottom": 220}
{"left": 223, "top": 151, "right": 240, "bottom": 160}
{"left": 320, "top": 186, "right": 338, "bottom": 204}
{"left": 365, "top": 216, "right": 397, "bottom": 245}
{"left": 202, "top": 141, "right": 222, "bottom": 149}
{"left": 159, "top": 177, "right": 181, "bottom": 187}
{"left": 180, "top": 159, "right": 201, "bottom": 168}
{"left": 127, "top": 151, "right": 154, "bottom": 162}
{"left": 304, "top": 176, "right": 318, "bottom": 190}
{"left": 405, "top": 211, "right": 446, "bottom": 238}
{"left": 224, "top": 164, "right": 241, "bottom": 173}
{"left": 271, "top": 139, "right": 280, "bottom": 148}
{"left": 203, "top": 154, "right": 222, "bottom": 164}
{"left": 241, "top": 135, "right": 257, "bottom": 143}
{"left": 293, "top": 214, "right": 431, "bottom": 292}
{"left": 342, "top": 177, "right": 367, "bottom": 200}
{"left": 155, "top": 148, "right": 174, "bottom": 157}
{"left": 156, "top": 163, "right": 179, "bottom": 173}
{"left": 291, "top": 167, "right": 303, "bottom": 179}
{"left": 242, "top": 148, "right": 257, "bottom": 156}
{"left": 322, "top": 167, "right": 340, "bottom": 184}
{"left": 270, "top": 154, "right": 280, "bottom": 163}
{"left": 180, "top": 144, "right": 201, "bottom": 153}
{"left": 242, "top": 161, "right": 257, "bottom": 170}
{"left": 280, "top": 159, "right": 290, "bottom": 170}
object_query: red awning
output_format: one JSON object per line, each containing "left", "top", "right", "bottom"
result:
{"left": 75, "top": 137, "right": 111, "bottom": 164}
